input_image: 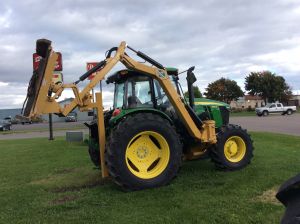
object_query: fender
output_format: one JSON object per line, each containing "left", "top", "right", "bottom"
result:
{"left": 109, "top": 108, "right": 173, "bottom": 126}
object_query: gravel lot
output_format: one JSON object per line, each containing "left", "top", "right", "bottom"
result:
{"left": 1, "top": 114, "right": 299, "bottom": 140}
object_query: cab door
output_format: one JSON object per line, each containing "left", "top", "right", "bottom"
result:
{"left": 269, "top": 104, "right": 276, "bottom": 113}
{"left": 276, "top": 103, "right": 284, "bottom": 112}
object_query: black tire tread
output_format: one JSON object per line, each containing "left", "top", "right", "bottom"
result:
{"left": 209, "top": 124, "right": 254, "bottom": 171}
{"left": 105, "top": 113, "right": 182, "bottom": 191}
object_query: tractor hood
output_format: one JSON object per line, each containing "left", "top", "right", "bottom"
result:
{"left": 194, "top": 98, "right": 230, "bottom": 109}
{"left": 192, "top": 98, "right": 230, "bottom": 128}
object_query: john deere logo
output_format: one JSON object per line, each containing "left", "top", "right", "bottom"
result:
{"left": 158, "top": 69, "right": 167, "bottom": 78}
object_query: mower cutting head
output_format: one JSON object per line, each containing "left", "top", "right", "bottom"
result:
{"left": 22, "top": 39, "right": 52, "bottom": 117}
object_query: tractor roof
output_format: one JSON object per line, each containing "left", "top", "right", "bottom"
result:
{"left": 106, "top": 70, "right": 143, "bottom": 84}
{"left": 165, "top": 67, "right": 179, "bottom": 76}
{"left": 106, "top": 68, "right": 179, "bottom": 84}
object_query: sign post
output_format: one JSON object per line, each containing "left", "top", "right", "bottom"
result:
{"left": 48, "top": 114, "right": 54, "bottom": 140}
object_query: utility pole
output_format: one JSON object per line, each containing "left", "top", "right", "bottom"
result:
{"left": 48, "top": 113, "right": 54, "bottom": 140}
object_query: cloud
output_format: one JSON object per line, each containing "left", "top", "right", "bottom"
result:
{"left": 0, "top": 0, "right": 300, "bottom": 108}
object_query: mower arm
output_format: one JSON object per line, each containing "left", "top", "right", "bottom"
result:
{"left": 23, "top": 40, "right": 216, "bottom": 143}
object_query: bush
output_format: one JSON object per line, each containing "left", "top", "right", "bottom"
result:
{"left": 247, "top": 106, "right": 255, "bottom": 112}
{"left": 230, "top": 108, "right": 243, "bottom": 113}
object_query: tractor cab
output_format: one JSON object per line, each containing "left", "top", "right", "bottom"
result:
{"left": 106, "top": 67, "right": 229, "bottom": 128}
{"left": 106, "top": 69, "right": 176, "bottom": 115}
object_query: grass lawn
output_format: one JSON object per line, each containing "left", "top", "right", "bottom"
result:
{"left": 1, "top": 133, "right": 300, "bottom": 223}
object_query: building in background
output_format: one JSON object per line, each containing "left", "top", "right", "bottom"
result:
{"left": 230, "top": 95, "right": 264, "bottom": 110}
{"left": 286, "top": 95, "right": 300, "bottom": 107}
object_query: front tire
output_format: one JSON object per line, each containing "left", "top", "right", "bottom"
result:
{"left": 105, "top": 113, "right": 182, "bottom": 191}
{"left": 263, "top": 110, "right": 269, "bottom": 116}
{"left": 210, "top": 124, "right": 254, "bottom": 170}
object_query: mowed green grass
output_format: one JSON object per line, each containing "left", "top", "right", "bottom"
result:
{"left": 230, "top": 111, "right": 256, "bottom": 117}
{"left": 0, "top": 133, "right": 300, "bottom": 224}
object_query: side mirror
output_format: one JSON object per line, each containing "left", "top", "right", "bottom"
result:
{"left": 186, "top": 66, "right": 197, "bottom": 85}
{"left": 186, "top": 71, "right": 197, "bottom": 85}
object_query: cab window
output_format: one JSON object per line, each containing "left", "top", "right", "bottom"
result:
{"left": 127, "top": 76, "right": 153, "bottom": 108}
{"left": 270, "top": 104, "right": 275, "bottom": 108}
{"left": 114, "top": 82, "right": 125, "bottom": 108}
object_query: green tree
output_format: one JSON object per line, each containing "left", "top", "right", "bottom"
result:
{"left": 245, "top": 71, "right": 292, "bottom": 104}
{"left": 204, "top": 78, "right": 244, "bottom": 103}
{"left": 184, "top": 86, "right": 202, "bottom": 98}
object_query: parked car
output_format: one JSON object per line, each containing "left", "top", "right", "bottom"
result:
{"left": 65, "top": 115, "right": 77, "bottom": 122}
{"left": 6, "top": 117, "right": 19, "bottom": 124}
{"left": 0, "top": 119, "right": 12, "bottom": 131}
{"left": 255, "top": 103, "right": 297, "bottom": 116}
{"left": 4, "top": 116, "right": 12, "bottom": 122}
{"left": 21, "top": 120, "right": 33, "bottom": 125}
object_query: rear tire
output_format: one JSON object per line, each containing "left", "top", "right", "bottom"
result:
{"left": 105, "top": 113, "right": 182, "bottom": 191}
{"left": 88, "top": 138, "right": 100, "bottom": 167}
{"left": 287, "top": 109, "right": 293, "bottom": 115}
{"left": 210, "top": 124, "right": 254, "bottom": 170}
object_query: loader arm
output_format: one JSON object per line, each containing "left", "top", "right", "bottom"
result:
{"left": 24, "top": 40, "right": 216, "bottom": 141}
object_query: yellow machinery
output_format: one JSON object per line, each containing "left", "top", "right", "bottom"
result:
{"left": 23, "top": 39, "right": 253, "bottom": 190}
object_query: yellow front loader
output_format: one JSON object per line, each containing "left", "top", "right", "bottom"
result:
{"left": 22, "top": 39, "right": 253, "bottom": 190}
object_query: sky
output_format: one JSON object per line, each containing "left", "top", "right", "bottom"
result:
{"left": 0, "top": 0, "right": 300, "bottom": 109}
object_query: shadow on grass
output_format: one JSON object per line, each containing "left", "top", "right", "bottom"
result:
{"left": 30, "top": 166, "right": 111, "bottom": 193}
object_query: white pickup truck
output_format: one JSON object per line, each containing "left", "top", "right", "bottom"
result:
{"left": 255, "top": 103, "right": 297, "bottom": 116}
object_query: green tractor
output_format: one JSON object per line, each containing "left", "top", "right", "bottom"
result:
{"left": 87, "top": 66, "right": 253, "bottom": 190}
{"left": 22, "top": 39, "right": 253, "bottom": 191}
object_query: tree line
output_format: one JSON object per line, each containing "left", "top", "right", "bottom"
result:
{"left": 184, "top": 71, "right": 292, "bottom": 104}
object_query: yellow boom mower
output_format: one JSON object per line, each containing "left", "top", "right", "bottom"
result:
{"left": 23, "top": 39, "right": 253, "bottom": 190}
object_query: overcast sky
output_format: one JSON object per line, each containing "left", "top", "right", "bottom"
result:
{"left": 0, "top": 0, "right": 300, "bottom": 109}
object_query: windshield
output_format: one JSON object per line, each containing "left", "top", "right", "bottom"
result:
{"left": 265, "top": 103, "right": 272, "bottom": 107}
{"left": 127, "top": 77, "right": 153, "bottom": 108}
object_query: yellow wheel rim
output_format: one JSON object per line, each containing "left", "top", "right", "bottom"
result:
{"left": 224, "top": 136, "right": 246, "bottom": 163}
{"left": 125, "top": 131, "right": 170, "bottom": 179}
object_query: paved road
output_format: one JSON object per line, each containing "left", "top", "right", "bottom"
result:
{"left": 0, "top": 129, "right": 89, "bottom": 140}
{"left": 1, "top": 114, "right": 300, "bottom": 140}
{"left": 230, "top": 113, "right": 300, "bottom": 136}
{"left": 11, "top": 121, "right": 87, "bottom": 131}
{"left": 0, "top": 121, "right": 89, "bottom": 140}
